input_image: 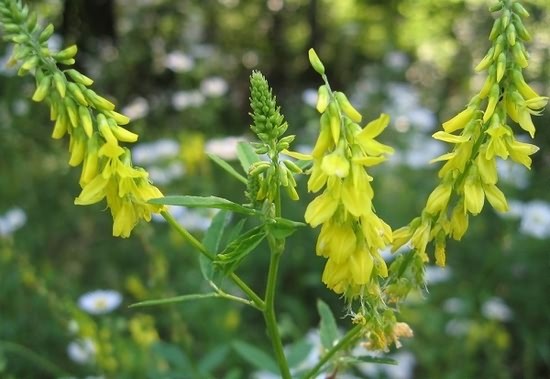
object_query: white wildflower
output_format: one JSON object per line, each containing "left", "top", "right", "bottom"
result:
{"left": 481, "top": 297, "right": 513, "bottom": 322}
{"left": 67, "top": 338, "right": 96, "bottom": 364}
{"left": 78, "top": 290, "right": 122, "bottom": 315}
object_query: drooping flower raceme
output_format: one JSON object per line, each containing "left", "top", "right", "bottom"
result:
{"left": 0, "top": 0, "right": 165, "bottom": 237}
{"left": 304, "top": 49, "right": 393, "bottom": 301}
{"left": 392, "top": 0, "right": 547, "bottom": 267}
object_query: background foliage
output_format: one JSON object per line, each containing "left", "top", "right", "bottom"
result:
{"left": 1, "top": 0, "right": 549, "bottom": 378}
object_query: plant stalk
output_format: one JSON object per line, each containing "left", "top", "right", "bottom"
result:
{"left": 161, "top": 210, "right": 265, "bottom": 310}
{"left": 302, "top": 323, "right": 363, "bottom": 379}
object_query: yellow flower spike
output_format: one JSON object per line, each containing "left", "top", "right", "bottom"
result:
{"left": 463, "top": 169, "right": 485, "bottom": 215}
{"left": 316, "top": 85, "right": 330, "bottom": 113}
{"left": 334, "top": 91, "right": 362, "bottom": 123}
{"left": 442, "top": 106, "right": 475, "bottom": 133}
{"left": 304, "top": 191, "right": 339, "bottom": 227}
{"left": 476, "top": 154, "right": 497, "bottom": 185}
{"left": 483, "top": 84, "right": 500, "bottom": 123}
{"left": 321, "top": 149, "right": 350, "bottom": 178}
{"left": 349, "top": 248, "right": 374, "bottom": 285}
{"left": 425, "top": 183, "right": 453, "bottom": 214}
{"left": 483, "top": 184, "right": 508, "bottom": 212}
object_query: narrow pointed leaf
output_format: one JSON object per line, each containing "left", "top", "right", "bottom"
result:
{"left": 232, "top": 340, "right": 278, "bottom": 373}
{"left": 200, "top": 210, "right": 231, "bottom": 281}
{"left": 129, "top": 293, "right": 220, "bottom": 308}
{"left": 236, "top": 141, "right": 261, "bottom": 172}
{"left": 317, "top": 299, "right": 340, "bottom": 350}
{"left": 149, "top": 195, "right": 257, "bottom": 215}
{"left": 215, "top": 225, "right": 266, "bottom": 274}
{"left": 207, "top": 153, "right": 247, "bottom": 184}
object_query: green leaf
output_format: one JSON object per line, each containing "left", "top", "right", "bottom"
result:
{"left": 200, "top": 211, "right": 231, "bottom": 281}
{"left": 236, "top": 141, "right": 261, "bottom": 172}
{"left": 198, "top": 345, "right": 230, "bottom": 374}
{"left": 215, "top": 225, "right": 266, "bottom": 274}
{"left": 207, "top": 153, "right": 247, "bottom": 184}
{"left": 286, "top": 338, "right": 313, "bottom": 369}
{"left": 232, "top": 340, "right": 278, "bottom": 373}
{"left": 317, "top": 299, "right": 340, "bottom": 350}
{"left": 266, "top": 217, "right": 306, "bottom": 239}
{"left": 129, "top": 293, "right": 220, "bottom": 308}
{"left": 149, "top": 195, "right": 257, "bottom": 215}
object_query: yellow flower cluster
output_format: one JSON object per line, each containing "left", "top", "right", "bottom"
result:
{"left": 304, "top": 50, "right": 394, "bottom": 300}
{"left": 393, "top": 0, "right": 547, "bottom": 266}
{"left": 0, "top": 1, "right": 164, "bottom": 237}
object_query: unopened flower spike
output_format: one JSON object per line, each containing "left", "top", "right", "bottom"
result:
{"left": 393, "top": 0, "right": 547, "bottom": 268}
{"left": 247, "top": 71, "right": 300, "bottom": 205}
{"left": 0, "top": 0, "right": 165, "bottom": 237}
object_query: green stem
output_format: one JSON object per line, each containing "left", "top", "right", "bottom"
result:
{"left": 0, "top": 340, "right": 70, "bottom": 377}
{"left": 161, "top": 210, "right": 265, "bottom": 310}
{"left": 302, "top": 324, "right": 364, "bottom": 379}
{"left": 264, "top": 237, "right": 291, "bottom": 379}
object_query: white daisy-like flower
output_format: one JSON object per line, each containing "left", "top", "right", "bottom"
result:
{"left": 205, "top": 136, "right": 248, "bottom": 160}
{"left": 132, "top": 138, "right": 180, "bottom": 165}
{"left": 519, "top": 200, "right": 550, "bottom": 239}
{"left": 0, "top": 207, "right": 27, "bottom": 237}
{"left": 67, "top": 338, "right": 96, "bottom": 364}
{"left": 78, "top": 290, "right": 122, "bottom": 315}
{"left": 200, "top": 76, "right": 228, "bottom": 97}
{"left": 171, "top": 90, "right": 205, "bottom": 110}
{"left": 164, "top": 51, "right": 194, "bottom": 73}
{"left": 481, "top": 297, "right": 513, "bottom": 322}
{"left": 121, "top": 97, "right": 150, "bottom": 120}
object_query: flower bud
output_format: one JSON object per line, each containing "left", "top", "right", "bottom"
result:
{"left": 334, "top": 91, "right": 362, "bottom": 122}
{"left": 39, "top": 24, "right": 55, "bottom": 43}
{"left": 512, "top": 2, "right": 529, "bottom": 18}
{"left": 308, "top": 48, "right": 325, "bottom": 75}
{"left": 316, "top": 85, "right": 330, "bottom": 113}
{"left": 54, "top": 45, "right": 78, "bottom": 61}
{"left": 32, "top": 75, "right": 51, "bottom": 102}
{"left": 66, "top": 69, "right": 94, "bottom": 86}
{"left": 78, "top": 106, "right": 93, "bottom": 138}
{"left": 53, "top": 71, "right": 66, "bottom": 97}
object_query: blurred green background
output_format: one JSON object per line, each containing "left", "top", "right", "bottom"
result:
{"left": 1, "top": 0, "right": 550, "bottom": 378}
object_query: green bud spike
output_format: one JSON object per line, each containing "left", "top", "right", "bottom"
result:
{"left": 249, "top": 70, "right": 287, "bottom": 143}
